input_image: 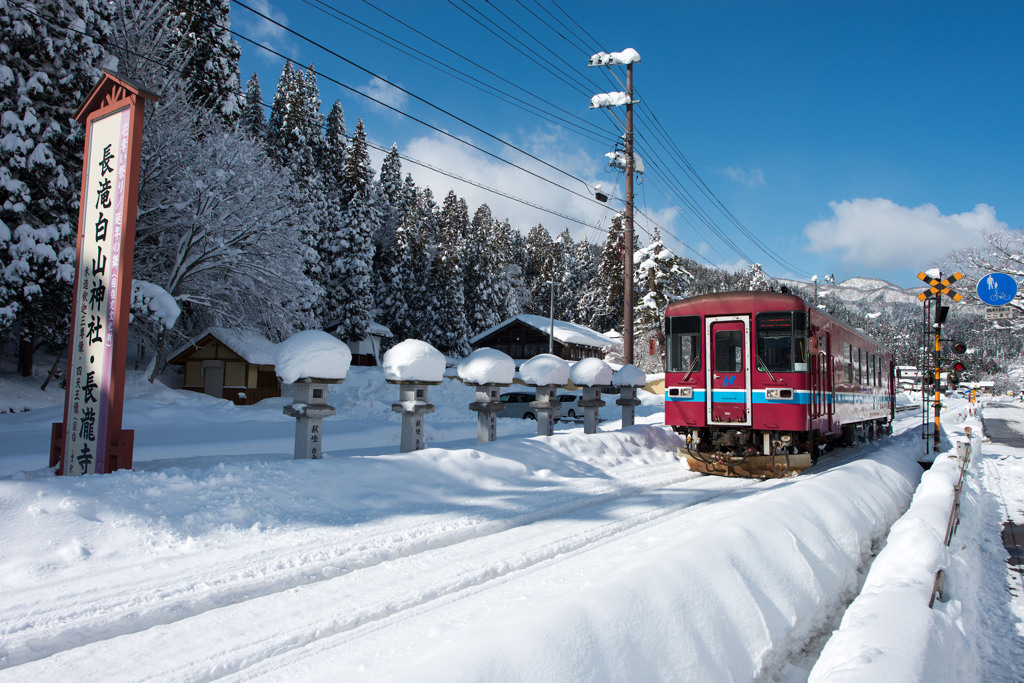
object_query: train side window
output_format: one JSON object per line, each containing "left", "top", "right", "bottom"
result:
{"left": 756, "top": 311, "right": 806, "bottom": 372}
{"left": 844, "top": 343, "right": 853, "bottom": 383}
{"left": 666, "top": 315, "right": 701, "bottom": 373}
{"left": 855, "top": 348, "right": 862, "bottom": 384}
{"left": 715, "top": 330, "right": 743, "bottom": 372}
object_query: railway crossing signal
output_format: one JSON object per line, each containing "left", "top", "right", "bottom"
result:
{"left": 917, "top": 271, "right": 964, "bottom": 302}
{"left": 916, "top": 270, "right": 963, "bottom": 455}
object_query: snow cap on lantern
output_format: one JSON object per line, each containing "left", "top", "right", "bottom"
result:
{"left": 612, "top": 364, "right": 647, "bottom": 388}
{"left": 383, "top": 339, "right": 445, "bottom": 384}
{"left": 275, "top": 330, "right": 352, "bottom": 384}
{"left": 570, "top": 357, "right": 613, "bottom": 387}
{"left": 458, "top": 348, "right": 515, "bottom": 386}
{"left": 519, "top": 353, "right": 570, "bottom": 387}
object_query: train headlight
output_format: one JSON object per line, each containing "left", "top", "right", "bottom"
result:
{"left": 766, "top": 388, "right": 794, "bottom": 400}
{"left": 668, "top": 387, "right": 694, "bottom": 399}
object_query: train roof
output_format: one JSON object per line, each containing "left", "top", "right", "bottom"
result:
{"left": 665, "top": 291, "right": 809, "bottom": 317}
{"left": 664, "top": 290, "right": 889, "bottom": 351}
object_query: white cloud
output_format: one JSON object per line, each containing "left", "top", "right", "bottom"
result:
{"left": 235, "top": 0, "right": 297, "bottom": 64}
{"left": 804, "top": 198, "right": 1003, "bottom": 271}
{"left": 720, "top": 166, "right": 766, "bottom": 187}
{"left": 364, "top": 77, "right": 409, "bottom": 115}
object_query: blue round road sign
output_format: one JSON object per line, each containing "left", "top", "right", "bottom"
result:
{"left": 977, "top": 272, "right": 1018, "bottom": 306}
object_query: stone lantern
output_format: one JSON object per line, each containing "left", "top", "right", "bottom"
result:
{"left": 458, "top": 348, "right": 515, "bottom": 443}
{"left": 570, "top": 357, "right": 613, "bottom": 434}
{"left": 519, "top": 354, "right": 570, "bottom": 437}
{"left": 612, "top": 364, "right": 646, "bottom": 428}
{"left": 275, "top": 330, "right": 351, "bottom": 460}
{"left": 384, "top": 339, "right": 446, "bottom": 453}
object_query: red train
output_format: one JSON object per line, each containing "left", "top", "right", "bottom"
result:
{"left": 664, "top": 291, "right": 895, "bottom": 477}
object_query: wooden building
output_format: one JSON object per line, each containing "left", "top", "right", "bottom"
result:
{"left": 469, "top": 314, "right": 615, "bottom": 362}
{"left": 167, "top": 328, "right": 280, "bottom": 405}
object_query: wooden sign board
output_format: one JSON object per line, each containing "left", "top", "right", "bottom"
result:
{"left": 50, "top": 71, "right": 158, "bottom": 475}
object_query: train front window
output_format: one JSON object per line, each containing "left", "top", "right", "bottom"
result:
{"left": 666, "top": 315, "right": 700, "bottom": 373}
{"left": 756, "top": 311, "right": 808, "bottom": 373}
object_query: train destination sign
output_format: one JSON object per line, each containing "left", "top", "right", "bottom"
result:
{"left": 976, "top": 272, "right": 1018, "bottom": 307}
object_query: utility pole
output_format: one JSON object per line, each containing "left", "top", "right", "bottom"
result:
{"left": 588, "top": 48, "right": 641, "bottom": 366}
{"left": 623, "top": 61, "right": 635, "bottom": 365}
{"left": 548, "top": 279, "right": 556, "bottom": 354}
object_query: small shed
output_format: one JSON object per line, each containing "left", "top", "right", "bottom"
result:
{"left": 324, "top": 321, "right": 393, "bottom": 366}
{"left": 469, "top": 315, "right": 616, "bottom": 363}
{"left": 167, "top": 328, "right": 280, "bottom": 405}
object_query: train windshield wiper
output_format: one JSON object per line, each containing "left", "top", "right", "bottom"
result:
{"left": 757, "top": 354, "right": 777, "bottom": 383}
{"left": 683, "top": 354, "right": 700, "bottom": 381}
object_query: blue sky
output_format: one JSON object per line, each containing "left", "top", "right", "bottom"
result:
{"left": 231, "top": 0, "right": 1023, "bottom": 289}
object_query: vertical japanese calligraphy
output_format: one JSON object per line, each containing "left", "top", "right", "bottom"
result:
{"left": 63, "top": 107, "right": 130, "bottom": 475}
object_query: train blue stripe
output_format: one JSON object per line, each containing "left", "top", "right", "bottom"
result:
{"left": 666, "top": 390, "right": 894, "bottom": 407}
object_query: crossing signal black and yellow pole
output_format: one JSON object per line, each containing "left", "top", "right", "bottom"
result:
{"left": 917, "top": 271, "right": 964, "bottom": 454}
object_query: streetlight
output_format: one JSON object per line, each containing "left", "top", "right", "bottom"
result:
{"left": 589, "top": 48, "right": 641, "bottom": 365}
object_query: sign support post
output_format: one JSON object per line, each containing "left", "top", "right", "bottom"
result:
{"left": 49, "top": 70, "right": 158, "bottom": 475}
{"left": 917, "top": 270, "right": 963, "bottom": 455}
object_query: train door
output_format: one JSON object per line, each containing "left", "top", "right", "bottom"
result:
{"left": 705, "top": 316, "right": 752, "bottom": 426}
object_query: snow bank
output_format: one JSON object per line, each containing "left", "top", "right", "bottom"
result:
{"left": 520, "top": 354, "right": 569, "bottom": 387}
{"left": 319, "top": 441, "right": 924, "bottom": 681}
{"left": 457, "top": 348, "right": 514, "bottom": 386}
{"left": 811, "top": 426, "right": 979, "bottom": 682}
{"left": 570, "top": 357, "right": 612, "bottom": 387}
{"left": 383, "top": 340, "right": 445, "bottom": 383}
{"left": 612, "top": 364, "right": 646, "bottom": 388}
{"left": 274, "top": 330, "right": 351, "bottom": 384}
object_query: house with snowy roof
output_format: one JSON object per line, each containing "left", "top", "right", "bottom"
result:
{"left": 167, "top": 328, "right": 281, "bottom": 405}
{"left": 324, "top": 320, "right": 393, "bottom": 367}
{"left": 468, "top": 315, "right": 617, "bottom": 363}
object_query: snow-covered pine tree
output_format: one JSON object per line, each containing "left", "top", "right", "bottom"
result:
{"left": 561, "top": 235, "right": 598, "bottom": 325}
{"left": 524, "top": 223, "right": 557, "bottom": 315}
{"left": 632, "top": 226, "right": 691, "bottom": 370}
{"left": 267, "top": 61, "right": 328, "bottom": 324}
{"left": 582, "top": 213, "right": 627, "bottom": 334}
{"left": 463, "top": 203, "right": 507, "bottom": 336}
{"left": 171, "top": 0, "right": 241, "bottom": 126}
{"left": 401, "top": 186, "right": 440, "bottom": 341}
{"left": 327, "top": 118, "right": 377, "bottom": 343}
{"left": 424, "top": 191, "right": 470, "bottom": 356}
{"left": 493, "top": 217, "right": 528, "bottom": 320}
{"left": 372, "top": 145, "right": 410, "bottom": 337}
{"left": 0, "top": 0, "right": 112, "bottom": 376}
{"left": 240, "top": 71, "right": 265, "bottom": 140}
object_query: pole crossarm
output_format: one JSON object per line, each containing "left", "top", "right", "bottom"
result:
{"left": 917, "top": 271, "right": 964, "bottom": 302}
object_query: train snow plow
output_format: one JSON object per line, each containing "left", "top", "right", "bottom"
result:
{"left": 679, "top": 447, "right": 812, "bottom": 478}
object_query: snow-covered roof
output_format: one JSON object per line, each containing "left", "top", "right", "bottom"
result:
{"left": 168, "top": 327, "right": 277, "bottom": 366}
{"left": 469, "top": 315, "right": 616, "bottom": 351}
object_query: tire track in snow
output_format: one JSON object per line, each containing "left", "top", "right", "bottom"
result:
{"left": 0, "top": 462, "right": 710, "bottom": 670}
{"left": 1, "top": 471, "right": 769, "bottom": 682}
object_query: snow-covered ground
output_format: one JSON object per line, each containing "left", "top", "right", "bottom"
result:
{"left": 0, "top": 368, "right": 1021, "bottom": 681}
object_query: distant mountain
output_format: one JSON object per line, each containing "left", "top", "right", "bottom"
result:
{"left": 776, "top": 277, "right": 922, "bottom": 309}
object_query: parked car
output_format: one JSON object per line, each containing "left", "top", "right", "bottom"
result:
{"left": 498, "top": 390, "right": 580, "bottom": 420}
{"left": 499, "top": 390, "right": 537, "bottom": 419}
{"left": 556, "top": 392, "right": 581, "bottom": 419}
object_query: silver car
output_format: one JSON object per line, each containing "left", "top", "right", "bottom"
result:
{"left": 498, "top": 390, "right": 579, "bottom": 420}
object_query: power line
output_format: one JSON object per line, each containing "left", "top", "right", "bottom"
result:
{"left": 231, "top": 0, "right": 603, "bottom": 204}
